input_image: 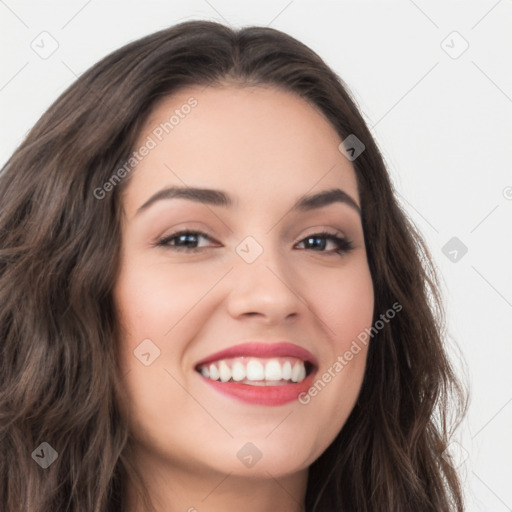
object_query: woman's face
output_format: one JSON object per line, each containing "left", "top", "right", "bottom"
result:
{"left": 114, "top": 84, "right": 374, "bottom": 485}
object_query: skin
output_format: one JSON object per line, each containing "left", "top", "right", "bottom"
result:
{"left": 113, "top": 84, "right": 375, "bottom": 512}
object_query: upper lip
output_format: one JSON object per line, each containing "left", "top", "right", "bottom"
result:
{"left": 194, "top": 341, "right": 319, "bottom": 369}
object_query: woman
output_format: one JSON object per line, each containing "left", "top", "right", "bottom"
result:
{"left": 0, "top": 20, "right": 467, "bottom": 512}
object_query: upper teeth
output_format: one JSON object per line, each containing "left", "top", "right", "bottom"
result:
{"left": 198, "top": 357, "right": 308, "bottom": 384}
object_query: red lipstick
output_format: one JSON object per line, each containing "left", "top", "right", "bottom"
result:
{"left": 195, "top": 342, "right": 318, "bottom": 406}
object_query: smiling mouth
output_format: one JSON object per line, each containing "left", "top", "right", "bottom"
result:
{"left": 195, "top": 356, "right": 315, "bottom": 385}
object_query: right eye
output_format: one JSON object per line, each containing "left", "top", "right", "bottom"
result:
{"left": 155, "top": 230, "right": 219, "bottom": 253}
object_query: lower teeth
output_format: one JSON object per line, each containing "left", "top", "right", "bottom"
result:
{"left": 230, "top": 379, "right": 293, "bottom": 386}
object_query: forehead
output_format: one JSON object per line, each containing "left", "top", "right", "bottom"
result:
{"left": 122, "top": 85, "right": 359, "bottom": 215}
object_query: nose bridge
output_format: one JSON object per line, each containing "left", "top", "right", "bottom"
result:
{"left": 226, "top": 234, "right": 303, "bottom": 321}
{"left": 235, "top": 233, "right": 289, "bottom": 282}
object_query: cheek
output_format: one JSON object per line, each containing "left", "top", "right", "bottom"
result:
{"left": 312, "top": 259, "right": 375, "bottom": 347}
{"left": 114, "top": 258, "right": 219, "bottom": 338}
{"left": 113, "top": 257, "right": 231, "bottom": 395}
{"left": 298, "top": 260, "right": 373, "bottom": 428}
{"left": 113, "top": 261, "right": 207, "bottom": 440}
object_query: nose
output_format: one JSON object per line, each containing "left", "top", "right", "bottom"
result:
{"left": 226, "top": 247, "right": 304, "bottom": 325}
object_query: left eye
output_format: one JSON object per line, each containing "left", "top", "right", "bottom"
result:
{"left": 295, "top": 231, "right": 354, "bottom": 254}
{"left": 156, "top": 230, "right": 354, "bottom": 255}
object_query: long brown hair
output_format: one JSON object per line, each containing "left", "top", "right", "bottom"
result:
{"left": 0, "top": 20, "right": 467, "bottom": 511}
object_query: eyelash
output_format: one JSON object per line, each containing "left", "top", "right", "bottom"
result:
{"left": 155, "top": 230, "right": 354, "bottom": 256}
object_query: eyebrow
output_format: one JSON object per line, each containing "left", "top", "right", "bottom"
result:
{"left": 135, "top": 186, "right": 361, "bottom": 216}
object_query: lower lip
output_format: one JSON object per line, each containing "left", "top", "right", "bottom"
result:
{"left": 198, "top": 371, "right": 316, "bottom": 406}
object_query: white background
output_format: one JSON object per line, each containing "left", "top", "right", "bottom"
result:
{"left": 1, "top": 1, "right": 511, "bottom": 510}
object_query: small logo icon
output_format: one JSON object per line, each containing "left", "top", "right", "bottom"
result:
{"left": 32, "top": 442, "right": 58, "bottom": 468}
{"left": 442, "top": 237, "right": 468, "bottom": 263}
{"left": 133, "top": 338, "right": 161, "bottom": 366}
{"left": 441, "top": 31, "right": 469, "bottom": 59}
{"left": 236, "top": 442, "right": 262, "bottom": 468}
{"left": 30, "top": 31, "right": 59, "bottom": 59}
{"left": 441, "top": 440, "right": 469, "bottom": 469}
{"left": 235, "top": 236, "right": 264, "bottom": 264}
{"left": 338, "top": 134, "right": 365, "bottom": 161}
{"left": 503, "top": 186, "right": 512, "bottom": 200}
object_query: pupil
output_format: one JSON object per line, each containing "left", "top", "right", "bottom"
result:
{"left": 178, "top": 234, "right": 197, "bottom": 246}
{"left": 307, "top": 237, "right": 325, "bottom": 250}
